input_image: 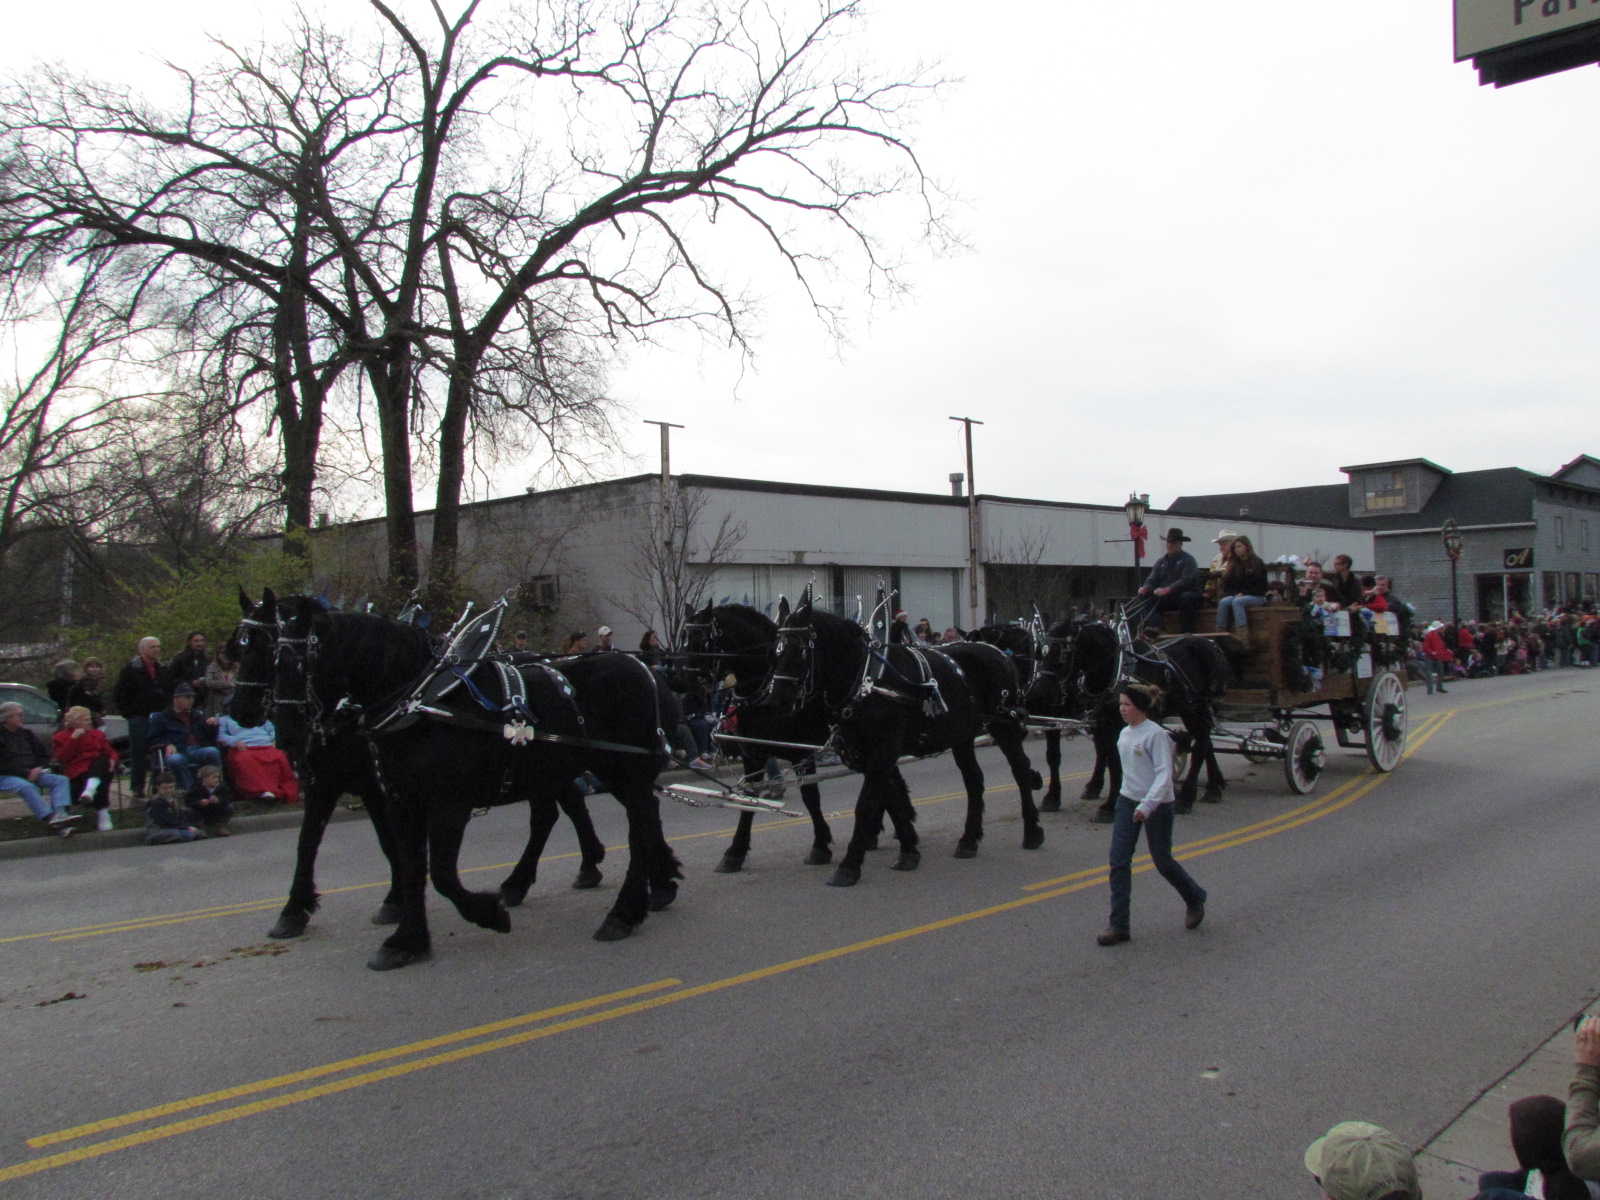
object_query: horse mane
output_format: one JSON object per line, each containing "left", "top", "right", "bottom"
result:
{"left": 285, "top": 599, "right": 434, "bottom": 703}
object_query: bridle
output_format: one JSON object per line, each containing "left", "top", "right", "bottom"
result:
{"left": 231, "top": 610, "right": 324, "bottom": 732}
{"left": 676, "top": 613, "right": 784, "bottom": 704}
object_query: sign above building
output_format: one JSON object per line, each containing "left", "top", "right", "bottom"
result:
{"left": 1455, "top": 0, "right": 1600, "bottom": 85}
{"left": 1504, "top": 547, "right": 1535, "bottom": 569}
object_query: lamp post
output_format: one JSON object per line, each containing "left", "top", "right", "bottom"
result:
{"left": 1125, "top": 492, "right": 1150, "bottom": 590}
{"left": 1441, "top": 518, "right": 1463, "bottom": 628}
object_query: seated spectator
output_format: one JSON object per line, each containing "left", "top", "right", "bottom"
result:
{"left": 1567, "top": 1015, "right": 1600, "bottom": 1183}
{"left": 185, "top": 764, "right": 234, "bottom": 837}
{"left": 1328, "top": 554, "right": 1364, "bottom": 610}
{"left": 940, "top": 627, "right": 963, "bottom": 643}
{"left": 638, "top": 629, "right": 664, "bottom": 666}
{"left": 0, "top": 700, "right": 79, "bottom": 836}
{"left": 1303, "top": 1121, "right": 1420, "bottom": 1200}
{"left": 66, "top": 657, "right": 109, "bottom": 725}
{"left": 1473, "top": 1093, "right": 1593, "bottom": 1200}
{"left": 1299, "top": 561, "right": 1333, "bottom": 605}
{"left": 46, "top": 660, "right": 79, "bottom": 716}
{"left": 216, "top": 714, "right": 301, "bottom": 804}
{"left": 51, "top": 706, "right": 119, "bottom": 832}
{"left": 202, "top": 648, "right": 237, "bottom": 718}
{"left": 1135, "top": 528, "right": 1204, "bottom": 634}
{"left": 144, "top": 771, "right": 205, "bottom": 844}
{"left": 557, "top": 630, "right": 589, "bottom": 654}
{"left": 1358, "top": 575, "right": 1389, "bottom": 613}
{"left": 913, "top": 617, "right": 936, "bottom": 644}
{"left": 148, "top": 682, "right": 222, "bottom": 790}
{"left": 1214, "top": 535, "right": 1268, "bottom": 647}
{"left": 1207, "top": 528, "right": 1240, "bottom": 571}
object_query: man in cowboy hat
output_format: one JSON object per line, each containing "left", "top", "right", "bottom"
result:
{"left": 1135, "top": 528, "right": 1204, "bottom": 634}
{"left": 1421, "top": 620, "right": 1451, "bottom": 694}
{"left": 1208, "top": 528, "right": 1240, "bottom": 571}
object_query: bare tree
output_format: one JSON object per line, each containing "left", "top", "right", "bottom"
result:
{"left": 0, "top": 0, "right": 948, "bottom": 599}
{"left": 612, "top": 485, "right": 744, "bottom": 647}
{"left": 982, "top": 525, "right": 1054, "bottom": 623}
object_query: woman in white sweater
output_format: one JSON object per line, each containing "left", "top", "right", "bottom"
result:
{"left": 1097, "top": 683, "right": 1208, "bottom": 946}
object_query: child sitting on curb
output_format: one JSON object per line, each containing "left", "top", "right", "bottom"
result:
{"left": 143, "top": 772, "right": 206, "bottom": 845}
{"left": 185, "top": 764, "right": 234, "bottom": 837}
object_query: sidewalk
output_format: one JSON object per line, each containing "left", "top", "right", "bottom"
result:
{"left": 1417, "top": 1017, "right": 1585, "bottom": 1198}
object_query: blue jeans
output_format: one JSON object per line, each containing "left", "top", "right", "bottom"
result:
{"left": 1426, "top": 659, "right": 1449, "bottom": 693}
{"left": 127, "top": 714, "right": 152, "bottom": 793}
{"left": 1108, "top": 796, "right": 1206, "bottom": 934}
{"left": 0, "top": 771, "right": 71, "bottom": 821}
{"left": 164, "top": 746, "right": 222, "bottom": 790}
{"left": 1214, "top": 594, "right": 1265, "bottom": 631}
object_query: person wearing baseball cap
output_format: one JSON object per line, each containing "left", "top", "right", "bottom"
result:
{"left": 1303, "top": 1121, "right": 1420, "bottom": 1200}
{"left": 595, "top": 626, "right": 615, "bottom": 651}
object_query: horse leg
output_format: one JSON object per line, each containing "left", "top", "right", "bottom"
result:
{"left": 827, "top": 773, "right": 886, "bottom": 887}
{"left": 267, "top": 778, "right": 339, "bottom": 939}
{"left": 1040, "top": 730, "right": 1063, "bottom": 812}
{"left": 363, "top": 784, "right": 408, "bottom": 926}
{"left": 644, "top": 800, "right": 680, "bottom": 911}
{"left": 799, "top": 772, "right": 832, "bottom": 864}
{"left": 367, "top": 799, "right": 433, "bottom": 971}
{"left": 1175, "top": 729, "right": 1204, "bottom": 813}
{"left": 1081, "top": 742, "right": 1107, "bottom": 801}
{"left": 883, "top": 767, "right": 920, "bottom": 872}
{"left": 1199, "top": 730, "right": 1227, "bottom": 804}
{"left": 994, "top": 725, "right": 1045, "bottom": 849}
{"left": 952, "top": 741, "right": 988, "bottom": 859}
{"left": 1091, "top": 724, "right": 1119, "bottom": 823}
{"left": 497, "top": 792, "right": 562, "bottom": 908}
{"left": 594, "top": 784, "right": 668, "bottom": 941}
{"left": 716, "top": 764, "right": 758, "bottom": 876}
{"left": 558, "top": 787, "right": 607, "bottom": 888}
{"left": 427, "top": 807, "right": 512, "bottom": 934}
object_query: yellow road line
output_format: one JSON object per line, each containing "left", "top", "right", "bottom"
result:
{"left": 25, "top": 977, "right": 682, "bottom": 1150}
{"left": 10, "top": 776, "right": 1070, "bottom": 947}
{"left": 4, "top": 712, "right": 1466, "bottom": 1183}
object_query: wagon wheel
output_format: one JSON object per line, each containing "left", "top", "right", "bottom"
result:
{"left": 1362, "top": 670, "right": 1407, "bottom": 773}
{"left": 1281, "top": 720, "right": 1325, "bottom": 795}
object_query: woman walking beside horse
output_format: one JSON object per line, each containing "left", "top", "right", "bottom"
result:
{"left": 1097, "top": 683, "right": 1208, "bottom": 947}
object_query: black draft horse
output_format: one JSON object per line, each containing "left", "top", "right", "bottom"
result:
{"left": 230, "top": 590, "right": 682, "bottom": 969}
{"left": 678, "top": 603, "right": 838, "bottom": 872}
{"left": 765, "top": 592, "right": 1044, "bottom": 886}
{"left": 230, "top": 594, "right": 607, "bottom": 945}
{"left": 1056, "top": 621, "right": 1231, "bottom": 814}
{"left": 967, "top": 620, "right": 1080, "bottom": 811}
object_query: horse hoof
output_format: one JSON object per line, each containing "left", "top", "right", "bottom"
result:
{"left": 473, "top": 903, "right": 512, "bottom": 933}
{"left": 1023, "top": 827, "right": 1045, "bottom": 850}
{"left": 1039, "top": 797, "right": 1062, "bottom": 814}
{"left": 826, "top": 866, "right": 861, "bottom": 887}
{"left": 366, "top": 945, "right": 431, "bottom": 971}
{"left": 891, "top": 850, "right": 921, "bottom": 872}
{"left": 953, "top": 840, "right": 979, "bottom": 860}
{"left": 572, "top": 867, "right": 603, "bottom": 889}
{"left": 267, "top": 913, "right": 308, "bottom": 940}
{"left": 370, "top": 903, "right": 403, "bottom": 926}
{"left": 499, "top": 887, "right": 528, "bottom": 909}
{"left": 714, "top": 855, "right": 745, "bottom": 875}
{"left": 1091, "top": 808, "right": 1115, "bottom": 825}
{"left": 1079, "top": 786, "right": 1103, "bottom": 801}
{"left": 804, "top": 847, "right": 833, "bottom": 866}
{"left": 593, "top": 917, "right": 636, "bottom": 942}
{"left": 647, "top": 884, "right": 678, "bottom": 912}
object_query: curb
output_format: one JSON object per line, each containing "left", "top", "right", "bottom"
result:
{"left": 0, "top": 804, "right": 368, "bottom": 862}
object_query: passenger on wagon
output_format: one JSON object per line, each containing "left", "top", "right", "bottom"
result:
{"left": 1135, "top": 528, "right": 1203, "bottom": 634}
{"left": 1214, "top": 536, "right": 1268, "bottom": 648}
{"left": 1328, "top": 554, "right": 1364, "bottom": 610}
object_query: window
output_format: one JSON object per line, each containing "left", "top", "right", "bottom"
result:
{"left": 1361, "top": 470, "right": 1406, "bottom": 511}
{"left": 524, "top": 575, "right": 559, "bottom": 611}
{"left": 1584, "top": 520, "right": 1591, "bottom": 551}
{"left": 1555, "top": 516, "right": 1565, "bottom": 548}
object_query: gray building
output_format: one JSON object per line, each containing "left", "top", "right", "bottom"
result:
{"left": 305, "top": 473, "right": 1374, "bottom": 647}
{"left": 1169, "top": 455, "right": 1600, "bottom": 622}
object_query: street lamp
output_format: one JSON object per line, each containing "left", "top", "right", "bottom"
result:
{"left": 1441, "top": 518, "right": 1463, "bottom": 628}
{"left": 1125, "top": 492, "right": 1150, "bottom": 584}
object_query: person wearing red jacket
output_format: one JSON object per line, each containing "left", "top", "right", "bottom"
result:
{"left": 1421, "top": 621, "right": 1452, "bottom": 695}
{"left": 51, "top": 705, "right": 120, "bottom": 831}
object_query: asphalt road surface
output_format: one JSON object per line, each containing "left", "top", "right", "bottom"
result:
{"left": 2, "top": 671, "right": 1597, "bottom": 1200}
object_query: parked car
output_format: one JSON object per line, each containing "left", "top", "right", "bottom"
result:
{"left": 0, "top": 682, "right": 130, "bottom": 753}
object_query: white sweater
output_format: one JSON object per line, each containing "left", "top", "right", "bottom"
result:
{"left": 1118, "top": 719, "right": 1175, "bottom": 817}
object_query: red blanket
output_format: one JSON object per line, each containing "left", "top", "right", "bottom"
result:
{"left": 225, "top": 746, "right": 300, "bottom": 803}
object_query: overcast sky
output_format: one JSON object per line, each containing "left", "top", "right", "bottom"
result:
{"left": 7, "top": 2, "right": 1596, "bottom": 513}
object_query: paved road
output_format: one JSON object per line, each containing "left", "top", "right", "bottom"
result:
{"left": 1, "top": 672, "right": 1597, "bottom": 1199}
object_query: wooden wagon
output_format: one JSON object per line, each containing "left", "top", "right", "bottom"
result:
{"left": 1160, "top": 602, "right": 1412, "bottom": 794}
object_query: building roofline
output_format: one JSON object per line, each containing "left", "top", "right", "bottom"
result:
{"left": 1337, "top": 457, "right": 1452, "bottom": 476}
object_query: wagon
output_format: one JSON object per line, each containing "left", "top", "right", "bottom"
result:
{"left": 1159, "top": 601, "right": 1412, "bottom": 795}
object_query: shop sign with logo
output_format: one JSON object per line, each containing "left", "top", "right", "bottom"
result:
{"left": 1504, "top": 547, "right": 1534, "bottom": 569}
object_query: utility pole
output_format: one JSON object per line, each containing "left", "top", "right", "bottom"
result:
{"left": 643, "top": 420, "right": 683, "bottom": 548}
{"left": 949, "top": 416, "right": 983, "bottom": 629}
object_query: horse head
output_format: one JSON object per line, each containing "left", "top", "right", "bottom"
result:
{"left": 764, "top": 591, "right": 815, "bottom": 713}
{"left": 228, "top": 586, "right": 281, "bottom": 728}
